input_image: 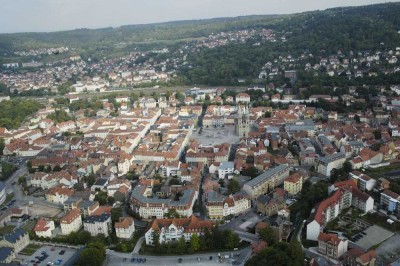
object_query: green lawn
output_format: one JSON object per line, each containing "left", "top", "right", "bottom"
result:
{"left": 20, "top": 243, "right": 42, "bottom": 256}
{"left": 364, "top": 163, "right": 400, "bottom": 178}
{"left": 360, "top": 212, "right": 400, "bottom": 232}
{"left": 22, "top": 220, "right": 36, "bottom": 232}
{"left": 0, "top": 225, "right": 15, "bottom": 234}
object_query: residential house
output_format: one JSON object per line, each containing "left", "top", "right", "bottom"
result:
{"left": 33, "top": 219, "right": 55, "bottom": 238}
{"left": 284, "top": 173, "right": 303, "bottom": 196}
{"left": 83, "top": 213, "right": 112, "bottom": 237}
{"left": 0, "top": 228, "right": 30, "bottom": 253}
{"left": 115, "top": 217, "right": 135, "bottom": 239}
{"left": 318, "top": 232, "right": 348, "bottom": 259}
{"left": 60, "top": 209, "right": 82, "bottom": 235}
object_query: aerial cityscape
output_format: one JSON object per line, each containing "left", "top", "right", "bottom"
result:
{"left": 0, "top": 1, "right": 400, "bottom": 266}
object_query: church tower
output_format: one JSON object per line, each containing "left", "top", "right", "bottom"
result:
{"left": 235, "top": 105, "right": 250, "bottom": 137}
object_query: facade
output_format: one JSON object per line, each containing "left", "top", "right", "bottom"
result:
{"left": 341, "top": 248, "right": 377, "bottom": 266}
{"left": 218, "top": 162, "right": 235, "bottom": 179}
{"left": 33, "top": 219, "right": 55, "bottom": 238}
{"left": 115, "top": 217, "right": 135, "bottom": 239}
{"left": 380, "top": 190, "right": 400, "bottom": 213}
{"left": 350, "top": 171, "right": 376, "bottom": 191}
{"left": 60, "top": 209, "right": 82, "bottom": 235}
{"left": 145, "top": 215, "right": 214, "bottom": 245}
{"left": 0, "top": 229, "right": 30, "bottom": 253}
{"left": 83, "top": 213, "right": 112, "bottom": 237}
{"left": 45, "top": 186, "right": 74, "bottom": 204}
{"left": 205, "top": 192, "right": 251, "bottom": 220}
{"left": 0, "top": 247, "right": 15, "bottom": 264}
{"left": 242, "top": 165, "right": 290, "bottom": 198}
{"left": 256, "top": 193, "right": 286, "bottom": 216}
{"left": 130, "top": 186, "right": 197, "bottom": 219}
{"left": 317, "top": 152, "right": 346, "bottom": 177}
{"left": 284, "top": 173, "right": 303, "bottom": 196}
{"left": 318, "top": 232, "right": 348, "bottom": 259}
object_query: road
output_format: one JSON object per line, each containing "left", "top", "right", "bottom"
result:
{"left": 234, "top": 230, "right": 259, "bottom": 244}
{"left": 105, "top": 247, "right": 252, "bottom": 266}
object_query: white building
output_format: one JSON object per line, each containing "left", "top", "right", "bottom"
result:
{"left": 218, "top": 162, "right": 235, "bottom": 179}
{"left": 316, "top": 152, "right": 346, "bottom": 177}
{"left": 145, "top": 216, "right": 214, "bottom": 245}
{"left": 60, "top": 209, "right": 82, "bottom": 235}
{"left": 205, "top": 192, "right": 251, "bottom": 220}
{"left": 83, "top": 214, "right": 112, "bottom": 237}
{"left": 115, "top": 217, "right": 135, "bottom": 239}
{"left": 33, "top": 219, "right": 55, "bottom": 238}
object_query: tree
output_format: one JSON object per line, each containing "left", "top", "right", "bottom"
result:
{"left": 111, "top": 207, "right": 123, "bottom": 223}
{"left": 223, "top": 230, "right": 240, "bottom": 249}
{"left": 190, "top": 234, "right": 201, "bottom": 252}
{"left": 259, "top": 226, "right": 276, "bottom": 246}
{"left": 242, "top": 166, "right": 259, "bottom": 178}
{"left": 75, "top": 241, "right": 106, "bottom": 266}
{"left": 342, "top": 160, "right": 352, "bottom": 173}
{"left": 177, "top": 236, "right": 186, "bottom": 254}
{"left": 94, "top": 191, "right": 108, "bottom": 205}
{"left": 354, "top": 114, "right": 361, "bottom": 123}
{"left": 0, "top": 138, "right": 4, "bottom": 155}
{"left": 227, "top": 179, "right": 241, "bottom": 194}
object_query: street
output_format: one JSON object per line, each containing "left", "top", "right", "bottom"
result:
{"left": 105, "top": 247, "right": 252, "bottom": 266}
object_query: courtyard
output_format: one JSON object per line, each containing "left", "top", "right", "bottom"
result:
{"left": 191, "top": 126, "right": 240, "bottom": 146}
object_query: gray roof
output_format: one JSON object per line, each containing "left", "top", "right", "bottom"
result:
{"left": 219, "top": 161, "right": 234, "bottom": 170}
{"left": 93, "top": 178, "right": 108, "bottom": 186}
{"left": 245, "top": 165, "right": 290, "bottom": 189}
{"left": 2, "top": 229, "right": 27, "bottom": 244}
{"left": 84, "top": 213, "right": 110, "bottom": 224}
{"left": 0, "top": 247, "right": 13, "bottom": 262}
{"left": 131, "top": 185, "right": 195, "bottom": 207}
{"left": 205, "top": 191, "right": 224, "bottom": 203}
{"left": 317, "top": 152, "right": 346, "bottom": 164}
{"left": 80, "top": 200, "right": 97, "bottom": 209}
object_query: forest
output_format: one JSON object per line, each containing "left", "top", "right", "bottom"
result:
{"left": 0, "top": 99, "right": 42, "bottom": 129}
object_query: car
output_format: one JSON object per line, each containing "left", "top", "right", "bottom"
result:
{"left": 209, "top": 256, "right": 213, "bottom": 260}
{"left": 59, "top": 250, "right": 65, "bottom": 255}
{"left": 178, "top": 258, "right": 182, "bottom": 263}
{"left": 137, "top": 258, "right": 142, "bottom": 262}
{"left": 51, "top": 247, "right": 55, "bottom": 251}
{"left": 30, "top": 260, "right": 36, "bottom": 263}
{"left": 131, "top": 258, "right": 136, "bottom": 262}
{"left": 33, "top": 264, "right": 38, "bottom": 266}
{"left": 361, "top": 232, "right": 366, "bottom": 235}
{"left": 0, "top": 207, "right": 7, "bottom": 211}
{"left": 142, "top": 258, "right": 147, "bottom": 263}
{"left": 123, "top": 258, "right": 127, "bottom": 262}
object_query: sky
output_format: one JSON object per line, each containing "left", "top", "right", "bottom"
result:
{"left": 0, "top": 0, "right": 393, "bottom": 33}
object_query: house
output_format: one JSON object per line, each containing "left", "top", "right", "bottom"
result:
{"left": 33, "top": 219, "right": 55, "bottom": 238}
{"left": 0, "top": 228, "right": 30, "bottom": 253}
{"left": 380, "top": 190, "right": 400, "bottom": 213}
{"left": 60, "top": 209, "right": 82, "bottom": 235}
{"left": 115, "top": 217, "right": 135, "bottom": 239}
{"left": 318, "top": 232, "right": 348, "bottom": 259}
{"left": 256, "top": 193, "right": 286, "bottom": 216}
{"left": 316, "top": 152, "right": 346, "bottom": 177}
{"left": 341, "top": 248, "right": 377, "bottom": 266}
{"left": 235, "top": 93, "right": 251, "bottom": 103}
{"left": 45, "top": 186, "right": 74, "bottom": 204}
{"left": 145, "top": 215, "right": 214, "bottom": 245}
{"left": 284, "top": 173, "right": 303, "bottom": 196}
{"left": 218, "top": 162, "right": 235, "bottom": 179}
{"left": 242, "top": 165, "right": 290, "bottom": 198}
{"left": 205, "top": 192, "right": 251, "bottom": 220}
{"left": 83, "top": 213, "right": 112, "bottom": 237}
{"left": 349, "top": 171, "right": 376, "bottom": 191}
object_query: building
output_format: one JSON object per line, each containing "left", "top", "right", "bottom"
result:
{"left": 205, "top": 192, "right": 251, "bottom": 220}
{"left": 341, "top": 248, "right": 377, "bottom": 266}
{"left": 256, "top": 192, "right": 286, "bottom": 216}
{"left": 83, "top": 213, "right": 112, "bottom": 237}
{"left": 284, "top": 173, "right": 303, "bottom": 196}
{"left": 33, "top": 219, "right": 55, "bottom": 238}
{"left": 243, "top": 165, "right": 290, "bottom": 198}
{"left": 0, "top": 228, "right": 30, "bottom": 253}
{"left": 60, "top": 209, "right": 82, "bottom": 235}
{"left": 318, "top": 232, "right": 348, "bottom": 259}
{"left": 45, "top": 186, "right": 74, "bottom": 204}
{"left": 380, "top": 190, "right": 400, "bottom": 213}
{"left": 115, "top": 217, "right": 135, "bottom": 239}
{"left": 235, "top": 105, "right": 250, "bottom": 137}
{"left": 0, "top": 181, "right": 6, "bottom": 205}
{"left": 235, "top": 93, "right": 251, "bottom": 103}
{"left": 307, "top": 180, "right": 373, "bottom": 241}
{"left": 218, "top": 162, "right": 235, "bottom": 179}
{"left": 130, "top": 186, "right": 197, "bottom": 219}
{"left": 316, "top": 152, "right": 346, "bottom": 177}
{"left": 350, "top": 171, "right": 376, "bottom": 191}
{"left": 145, "top": 215, "right": 214, "bottom": 245}
{"left": 0, "top": 247, "right": 15, "bottom": 264}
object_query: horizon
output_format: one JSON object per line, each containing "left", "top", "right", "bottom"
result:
{"left": 0, "top": 0, "right": 392, "bottom": 34}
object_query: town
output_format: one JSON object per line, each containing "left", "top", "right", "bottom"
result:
{"left": 1, "top": 2, "right": 400, "bottom": 266}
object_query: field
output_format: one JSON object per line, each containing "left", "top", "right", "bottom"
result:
{"left": 20, "top": 243, "right": 42, "bottom": 256}
{"left": 27, "top": 203, "right": 62, "bottom": 218}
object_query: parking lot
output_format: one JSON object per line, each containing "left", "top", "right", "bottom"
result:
{"left": 20, "top": 245, "right": 78, "bottom": 266}
{"left": 354, "top": 225, "right": 394, "bottom": 250}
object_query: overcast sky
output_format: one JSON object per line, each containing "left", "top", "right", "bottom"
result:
{"left": 0, "top": 0, "right": 393, "bottom": 33}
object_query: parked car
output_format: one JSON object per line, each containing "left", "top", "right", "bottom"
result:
{"left": 178, "top": 258, "right": 182, "bottom": 263}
